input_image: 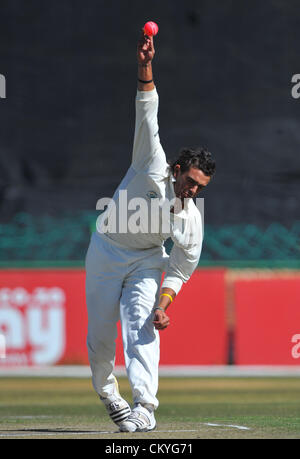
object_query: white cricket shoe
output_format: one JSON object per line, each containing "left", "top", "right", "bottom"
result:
{"left": 119, "top": 404, "right": 156, "bottom": 432}
{"left": 101, "top": 395, "right": 131, "bottom": 427}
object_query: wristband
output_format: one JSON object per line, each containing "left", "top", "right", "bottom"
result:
{"left": 160, "top": 293, "right": 173, "bottom": 303}
{"left": 138, "top": 78, "right": 153, "bottom": 84}
{"left": 154, "top": 306, "right": 165, "bottom": 312}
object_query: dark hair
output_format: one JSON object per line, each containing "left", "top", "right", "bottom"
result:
{"left": 170, "top": 147, "right": 216, "bottom": 177}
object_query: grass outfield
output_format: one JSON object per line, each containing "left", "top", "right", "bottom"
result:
{"left": 0, "top": 377, "right": 300, "bottom": 439}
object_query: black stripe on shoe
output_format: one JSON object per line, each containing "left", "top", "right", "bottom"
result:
{"left": 108, "top": 405, "right": 131, "bottom": 425}
{"left": 110, "top": 409, "right": 131, "bottom": 423}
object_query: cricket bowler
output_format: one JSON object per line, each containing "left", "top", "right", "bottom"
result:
{"left": 85, "top": 29, "right": 216, "bottom": 432}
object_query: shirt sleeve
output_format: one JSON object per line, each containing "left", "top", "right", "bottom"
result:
{"left": 161, "top": 213, "right": 203, "bottom": 295}
{"left": 131, "top": 88, "right": 162, "bottom": 171}
{"left": 161, "top": 242, "right": 202, "bottom": 295}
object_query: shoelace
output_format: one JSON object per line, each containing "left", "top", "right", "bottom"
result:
{"left": 128, "top": 411, "right": 140, "bottom": 420}
{"left": 126, "top": 410, "right": 149, "bottom": 427}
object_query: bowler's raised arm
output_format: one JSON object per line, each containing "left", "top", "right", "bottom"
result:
{"left": 137, "top": 31, "right": 155, "bottom": 91}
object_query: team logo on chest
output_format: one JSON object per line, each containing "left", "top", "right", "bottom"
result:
{"left": 146, "top": 190, "right": 159, "bottom": 200}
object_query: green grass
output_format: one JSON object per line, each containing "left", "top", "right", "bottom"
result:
{"left": 0, "top": 377, "right": 300, "bottom": 438}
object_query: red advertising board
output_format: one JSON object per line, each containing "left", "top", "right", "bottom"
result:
{"left": 0, "top": 270, "right": 88, "bottom": 366}
{"left": 234, "top": 278, "right": 300, "bottom": 365}
{"left": 159, "top": 269, "right": 227, "bottom": 365}
{"left": 115, "top": 269, "right": 227, "bottom": 365}
{"left": 0, "top": 268, "right": 227, "bottom": 367}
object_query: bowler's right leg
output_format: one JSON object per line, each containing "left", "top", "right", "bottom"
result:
{"left": 85, "top": 232, "right": 130, "bottom": 427}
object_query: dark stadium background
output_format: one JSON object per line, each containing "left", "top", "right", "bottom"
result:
{"left": 0, "top": 1, "right": 299, "bottom": 255}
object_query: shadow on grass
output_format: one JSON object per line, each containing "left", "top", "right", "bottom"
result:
{"left": 0, "top": 428, "right": 119, "bottom": 436}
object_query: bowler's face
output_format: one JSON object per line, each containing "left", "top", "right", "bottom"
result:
{"left": 173, "top": 166, "right": 211, "bottom": 199}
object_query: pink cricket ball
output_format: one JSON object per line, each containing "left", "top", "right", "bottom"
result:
{"left": 143, "top": 21, "right": 159, "bottom": 37}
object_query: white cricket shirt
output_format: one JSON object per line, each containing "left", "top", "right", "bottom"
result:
{"left": 97, "top": 87, "right": 203, "bottom": 294}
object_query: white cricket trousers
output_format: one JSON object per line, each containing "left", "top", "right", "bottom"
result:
{"left": 85, "top": 231, "right": 167, "bottom": 409}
